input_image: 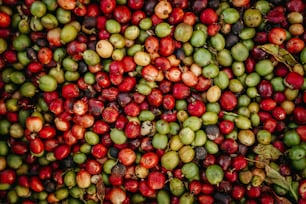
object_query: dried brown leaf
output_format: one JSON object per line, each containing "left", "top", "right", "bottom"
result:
{"left": 272, "top": 191, "right": 293, "bottom": 204}
{"left": 96, "top": 176, "right": 105, "bottom": 203}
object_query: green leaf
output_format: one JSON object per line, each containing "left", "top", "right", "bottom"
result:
{"left": 265, "top": 165, "right": 298, "bottom": 201}
{"left": 265, "top": 165, "right": 289, "bottom": 190}
{"left": 258, "top": 44, "right": 299, "bottom": 71}
{"left": 253, "top": 144, "right": 282, "bottom": 160}
{"left": 286, "top": 176, "right": 292, "bottom": 184}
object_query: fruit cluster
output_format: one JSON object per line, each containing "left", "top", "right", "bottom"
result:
{"left": 0, "top": 0, "right": 305, "bottom": 203}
